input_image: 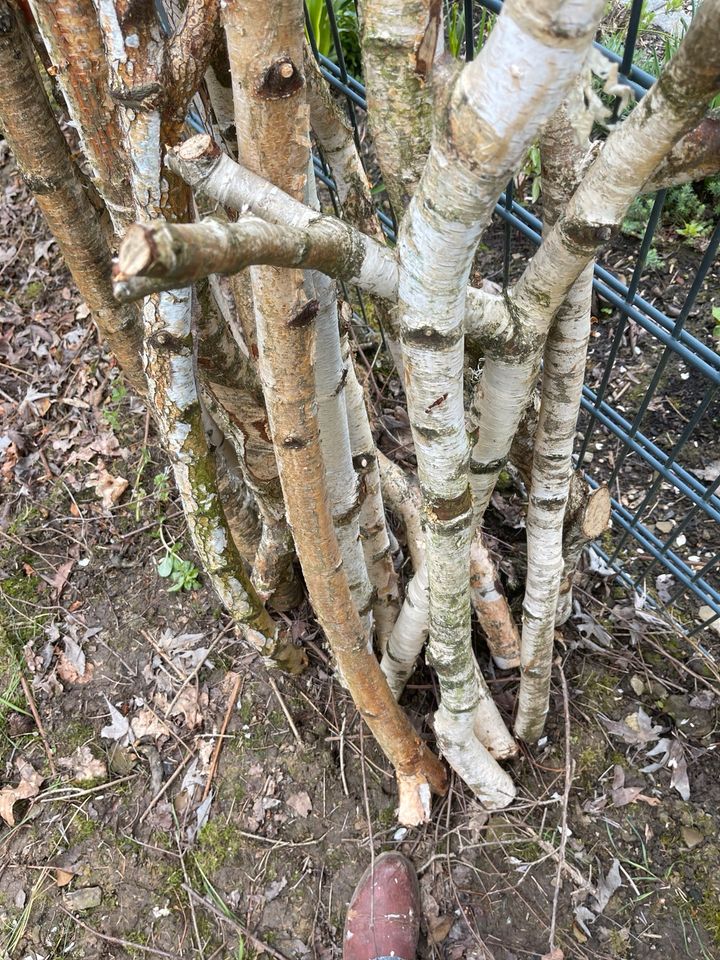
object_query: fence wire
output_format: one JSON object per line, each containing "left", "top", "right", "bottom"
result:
{"left": 306, "top": 0, "right": 720, "bottom": 634}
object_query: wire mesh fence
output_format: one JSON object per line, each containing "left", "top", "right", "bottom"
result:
{"left": 305, "top": 0, "right": 720, "bottom": 634}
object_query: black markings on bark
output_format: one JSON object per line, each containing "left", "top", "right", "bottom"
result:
{"left": 257, "top": 58, "right": 304, "bottom": 100}
{"left": 282, "top": 435, "right": 308, "bottom": 450}
{"left": 147, "top": 331, "right": 190, "bottom": 353}
{"left": 560, "top": 217, "right": 613, "bottom": 253}
{"left": 469, "top": 456, "right": 506, "bottom": 475}
{"left": 427, "top": 485, "right": 472, "bottom": 522}
{"left": 287, "top": 298, "right": 319, "bottom": 328}
{"left": 401, "top": 325, "right": 462, "bottom": 349}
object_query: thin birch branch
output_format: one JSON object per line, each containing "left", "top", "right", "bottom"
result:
{"left": 515, "top": 102, "right": 593, "bottom": 741}
{"left": 512, "top": 0, "right": 720, "bottom": 330}
{"left": 167, "top": 134, "right": 399, "bottom": 299}
{"left": 113, "top": 215, "right": 390, "bottom": 302}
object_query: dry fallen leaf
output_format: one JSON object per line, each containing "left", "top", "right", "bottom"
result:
{"left": 100, "top": 697, "right": 132, "bottom": 745}
{"left": 51, "top": 559, "right": 74, "bottom": 597}
{"left": 286, "top": 791, "right": 312, "bottom": 818}
{"left": 590, "top": 858, "right": 622, "bottom": 914}
{"left": 93, "top": 466, "right": 128, "bottom": 509}
{"left": 57, "top": 746, "right": 107, "bottom": 783}
{"left": 427, "top": 914, "right": 454, "bottom": 945}
{"left": 601, "top": 707, "right": 664, "bottom": 745}
{"left": 0, "top": 758, "right": 43, "bottom": 826}
{"left": 56, "top": 635, "right": 94, "bottom": 685}
{"left": 131, "top": 708, "right": 172, "bottom": 740}
{"left": 166, "top": 687, "right": 206, "bottom": 730}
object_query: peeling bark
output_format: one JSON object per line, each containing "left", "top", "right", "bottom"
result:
{"left": 27, "top": 0, "right": 133, "bottom": 234}
{"left": 643, "top": 110, "right": 720, "bottom": 192}
{"left": 358, "top": 0, "right": 440, "bottom": 213}
{"left": 222, "top": 0, "right": 446, "bottom": 819}
{"left": 0, "top": 1, "right": 144, "bottom": 392}
{"left": 470, "top": 531, "right": 521, "bottom": 670}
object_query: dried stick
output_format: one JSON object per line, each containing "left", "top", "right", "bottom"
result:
{"left": 202, "top": 673, "right": 242, "bottom": 802}
{"left": 181, "top": 884, "right": 291, "bottom": 960}
{"left": 19, "top": 673, "right": 57, "bottom": 777}
{"left": 548, "top": 658, "right": 573, "bottom": 954}
{"left": 59, "top": 907, "right": 184, "bottom": 959}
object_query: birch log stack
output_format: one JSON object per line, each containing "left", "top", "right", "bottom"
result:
{"left": 2, "top": 0, "right": 718, "bottom": 822}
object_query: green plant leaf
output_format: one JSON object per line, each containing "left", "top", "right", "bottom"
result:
{"left": 156, "top": 555, "right": 174, "bottom": 578}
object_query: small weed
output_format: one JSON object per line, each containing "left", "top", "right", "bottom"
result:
{"left": 676, "top": 219, "right": 711, "bottom": 242}
{"left": 712, "top": 306, "right": 720, "bottom": 341}
{"left": 102, "top": 381, "right": 128, "bottom": 431}
{"left": 156, "top": 547, "right": 201, "bottom": 593}
{"left": 153, "top": 470, "right": 171, "bottom": 502}
{"left": 644, "top": 247, "right": 663, "bottom": 271}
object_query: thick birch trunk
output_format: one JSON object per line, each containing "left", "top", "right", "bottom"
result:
{"left": 397, "top": 0, "right": 602, "bottom": 804}
{"left": 221, "top": 0, "right": 446, "bottom": 822}
{"left": 358, "top": 0, "right": 440, "bottom": 214}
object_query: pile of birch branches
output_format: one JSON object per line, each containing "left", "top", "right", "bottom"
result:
{"left": 1, "top": 0, "right": 718, "bottom": 823}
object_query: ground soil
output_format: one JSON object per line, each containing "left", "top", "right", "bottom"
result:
{"left": 1, "top": 142, "right": 720, "bottom": 960}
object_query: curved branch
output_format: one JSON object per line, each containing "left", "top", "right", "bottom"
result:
{"left": 513, "top": 0, "right": 720, "bottom": 331}
{"left": 643, "top": 110, "right": 720, "bottom": 191}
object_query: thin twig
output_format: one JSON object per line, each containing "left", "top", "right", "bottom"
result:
{"left": 19, "top": 673, "right": 56, "bottom": 776}
{"left": 268, "top": 676, "right": 302, "bottom": 745}
{"left": 339, "top": 714, "right": 349, "bottom": 797}
{"left": 202, "top": 672, "right": 243, "bottom": 802}
{"left": 59, "top": 906, "right": 184, "bottom": 958}
{"left": 181, "top": 883, "right": 291, "bottom": 960}
{"left": 139, "top": 750, "right": 194, "bottom": 824}
{"left": 548, "top": 656, "right": 574, "bottom": 953}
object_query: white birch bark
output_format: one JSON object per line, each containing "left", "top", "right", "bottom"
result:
{"left": 167, "top": 137, "right": 399, "bottom": 299}
{"left": 512, "top": 0, "right": 720, "bottom": 327}
{"left": 342, "top": 338, "right": 401, "bottom": 650}
{"left": 514, "top": 264, "right": 593, "bottom": 741}
{"left": 397, "top": 0, "right": 603, "bottom": 804}
{"left": 312, "top": 271, "right": 375, "bottom": 641}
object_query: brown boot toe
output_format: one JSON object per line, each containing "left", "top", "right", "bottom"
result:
{"left": 343, "top": 852, "right": 420, "bottom": 960}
